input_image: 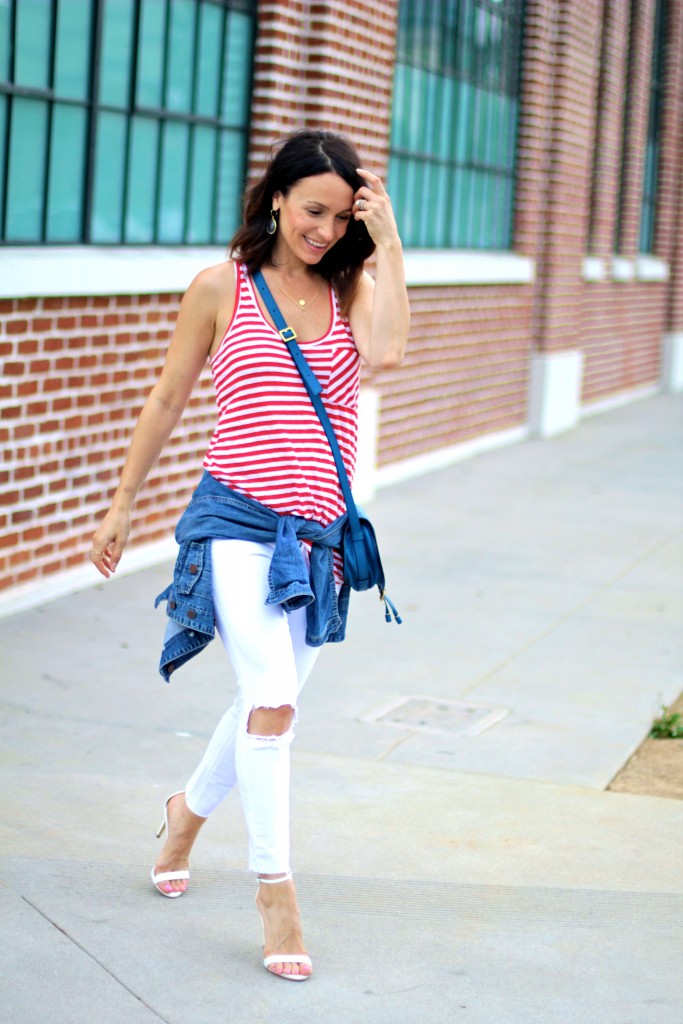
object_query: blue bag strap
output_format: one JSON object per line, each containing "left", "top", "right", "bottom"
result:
{"left": 252, "top": 269, "right": 363, "bottom": 539}
{"left": 253, "top": 269, "right": 402, "bottom": 625}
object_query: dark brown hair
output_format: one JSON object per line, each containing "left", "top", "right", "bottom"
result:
{"left": 229, "top": 129, "right": 375, "bottom": 312}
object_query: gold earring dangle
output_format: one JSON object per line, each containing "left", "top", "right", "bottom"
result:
{"left": 266, "top": 209, "right": 278, "bottom": 236}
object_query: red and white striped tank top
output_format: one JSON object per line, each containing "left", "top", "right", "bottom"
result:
{"left": 203, "top": 261, "right": 360, "bottom": 533}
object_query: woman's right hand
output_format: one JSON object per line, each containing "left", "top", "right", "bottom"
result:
{"left": 89, "top": 507, "right": 131, "bottom": 579}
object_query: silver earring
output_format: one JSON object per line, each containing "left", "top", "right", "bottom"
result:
{"left": 266, "top": 209, "right": 278, "bottom": 236}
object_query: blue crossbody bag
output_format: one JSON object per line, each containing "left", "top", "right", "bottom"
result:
{"left": 253, "top": 269, "right": 401, "bottom": 625}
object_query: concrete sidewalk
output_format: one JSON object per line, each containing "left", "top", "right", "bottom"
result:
{"left": 2, "top": 393, "right": 683, "bottom": 1024}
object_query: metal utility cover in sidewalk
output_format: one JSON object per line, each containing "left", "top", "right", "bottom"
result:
{"left": 361, "top": 696, "right": 509, "bottom": 738}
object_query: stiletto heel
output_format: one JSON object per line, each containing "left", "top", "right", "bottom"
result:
{"left": 257, "top": 873, "right": 312, "bottom": 981}
{"left": 151, "top": 790, "right": 190, "bottom": 898}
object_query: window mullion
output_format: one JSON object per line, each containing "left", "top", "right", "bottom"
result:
{"left": 210, "top": 2, "right": 229, "bottom": 242}
{"left": 41, "top": 0, "right": 61, "bottom": 242}
{"left": 0, "top": 0, "right": 17, "bottom": 238}
{"left": 153, "top": 0, "right": 173, "bottom": 243}
{"left": 83, "top": 0, "right": 106, "bottom": 243}
{"left": 184, "top": 0, "right": 203, "bottom": 243}
{"left": 120, "top": 0, "right": 142, "bottom": 242}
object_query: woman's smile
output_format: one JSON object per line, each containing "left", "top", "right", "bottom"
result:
{"left": 303, "top": 236, "right": 327, "bottom": 251}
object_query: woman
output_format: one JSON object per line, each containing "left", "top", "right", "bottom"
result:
{"left": 90, "top": 129, "right": 409, "bottom": 981}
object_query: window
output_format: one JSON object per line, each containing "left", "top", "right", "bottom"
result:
{"left": 639, "top": 0, "right": 667, "bottom": 253}
{"left": 0, "top": 0, "right": 255, "bottom": 245}
{"left": 388, "top": 0, "right": 524, "bottom": 250}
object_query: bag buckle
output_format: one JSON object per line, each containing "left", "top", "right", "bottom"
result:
{"left": 279, "top": 326, "right": 298, "bottom": 343}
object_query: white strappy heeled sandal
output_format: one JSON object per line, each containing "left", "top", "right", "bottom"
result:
{"left": 150, "top": 790, "right": 190, "bottom": 898}
{"left": 257, "top": 872, "right": 313, "bottom": 981}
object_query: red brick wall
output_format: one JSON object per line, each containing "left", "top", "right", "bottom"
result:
{"left": 0, "top": 295, "right": 214, "bottom": 592}
{"left": 249, "top": 0, "right": 397, "bottom": 178}
{"left": 373, "top": 285, "right": 533, "bottom": 465}
{"left": 579, "top": 0, "right": 682, "bottom": 403}
{"left": 521, "top": 0, "right": 602, "bottom": 353}
{"left": 2, "top": 0, "right": 682, "bottom": 598}
{"left": 661, "top": 0, "right": 683, "bottom": 332}
{"left": 580, "top": 283, "right": 666, "bottom": 402}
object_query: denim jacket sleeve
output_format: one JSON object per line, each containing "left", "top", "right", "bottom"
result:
{"left": 155, "top": 538, "right": 215, "bottom": 682}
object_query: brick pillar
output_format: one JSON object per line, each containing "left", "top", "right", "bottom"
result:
{"left": 654, "top": 0, "right": 683, "bottom": 263}
{"left": 660, "top": 0, "right": 683, "bottom": 388}
{"left": 587, "top": 0, "right": 631, "bottom": 258}
{"left": 519, "top": 1, "right": 601, "bottom": 435}
{"left": 248, "top": 1, "right": 398, "bottom": 178}
{"left": 667, "top": 138, "right": 683, "bottom": 332}
{"left": 529, "top": 0, "right": 602, "bottom": 352}
{"left": 303, "top": 1, "right": 397, "bottom": 174}
{"left": 248, "top": 1, "right": 309, "bottom": 177}
{"left": 616, "top": 0, "right": 656, "bottom": 257}
{"left": 513, "top": 0, "right": 555, "bottom": 259}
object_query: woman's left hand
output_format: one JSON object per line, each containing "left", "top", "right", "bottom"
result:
{"left": 353, "top": 169, "right": 400, "bottom": 247}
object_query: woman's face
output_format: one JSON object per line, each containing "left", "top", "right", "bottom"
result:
{"left": 272, "top": 172, "right": 354, "bottom": 265}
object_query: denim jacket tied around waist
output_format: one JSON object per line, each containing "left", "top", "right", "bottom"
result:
{"left": 155, "top": 471, "right": 351, "bottom": 681}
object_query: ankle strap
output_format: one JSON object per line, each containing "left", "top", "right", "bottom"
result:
{"left": 258, "top": 871, "right": 293, "bottom": 884}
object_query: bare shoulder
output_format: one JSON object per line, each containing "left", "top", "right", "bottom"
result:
{"left": 185, "top": 260, "right": 236, "bottom": 308}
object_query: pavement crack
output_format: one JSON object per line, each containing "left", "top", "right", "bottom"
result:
{"left": 377, "top": 733, "right": 412, "bottom": 761}
{"left": 21, "top": 896, "right": 172, "bottom": 1023}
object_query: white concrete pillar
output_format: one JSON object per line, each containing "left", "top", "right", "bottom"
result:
{"left": 661, "top": 332, "right": 683, "bottom": 392}
{"left": 528, "top": 350, "right": 584, "bottom": 438}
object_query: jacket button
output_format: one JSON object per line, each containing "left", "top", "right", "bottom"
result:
{"left": 187, "top": 609, "right": 196, "bottom": 619}
{"left": 167, "top": 663, "right": 175, "bottom": 674}
{"left": 189, "top": 564, "right": 199, "bottom": 574}
{"left": 169, "top": 600, "right": 176, "bottom": 610}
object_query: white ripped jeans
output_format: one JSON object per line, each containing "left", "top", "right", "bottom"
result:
{"left": 183, "top": 539, "right": 321, "bottom": 875}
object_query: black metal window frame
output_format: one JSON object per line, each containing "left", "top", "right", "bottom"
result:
{"left": 0, "top": 0, "right": 256, "bottom": 246}
{"left": 388, "top": 0, "right": 525, "bottom": 251}
{"left": 639, "top": 0, "right": 667, "bottom": 253}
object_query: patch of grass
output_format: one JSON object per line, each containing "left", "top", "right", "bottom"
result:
{"left": 650, "top": 706, "right": 683, "bottom": 739}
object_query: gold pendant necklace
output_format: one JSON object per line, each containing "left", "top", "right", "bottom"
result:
{"left": 279, "top": 281, "right": 322, "bottom": 312}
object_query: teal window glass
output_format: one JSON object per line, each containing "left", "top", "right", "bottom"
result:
{"left": 137, "top": 0, "right": 168, "bottom": 108}
{"left": 46, "top": 104, "right": 88, "bottom": 240}
{"left": 125, "top": 116, "right": 160, "bottom": 242}
{"left": 54, "top": 1, "right": 93, "bottom": 100}
{"left": 195, "top": 1, "right": 223, "bottom": 117}
{"left": 0, "top": 0, "right": 10, "bottom": 83}
{"left": 91, "top": 111, "right": 127, "bottom": 241}
{"left": 165, "top": 0, "right": 196, "bottom": 113}
{"left": 0, "top": 96, "right": 6, "bottom": 231}
{"left": 6, "top": 98, "right": 48, "bottom": 239}
{"left": 14, "top": 0, "right": 51, "bottom": 89}
{"left": 187, "top": 125, "right": 217, "bottom": 242}
{"left": 216, "top": 127, "right": 245, "bottom": 240}
{"left": 222, "top": 10, "right": 254, "bottom": 124}
{"left": 639, "top": 0, "right": 667, "bottom": 253}
{"left": 1, "top": 0, "right": 256, "bottom": 245}
{"left": 99, "top": 0, "right": 135, "bottom": 107}
{"left": 158, "top": 120, "right": 190, "bottom": 241}
{"left": 389, "top": 0, "right": 524, "bottom": 250}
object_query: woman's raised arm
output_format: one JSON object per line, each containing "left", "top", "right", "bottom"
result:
{"left": 347, "top": 168, "right": 410, "bottom": 371}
